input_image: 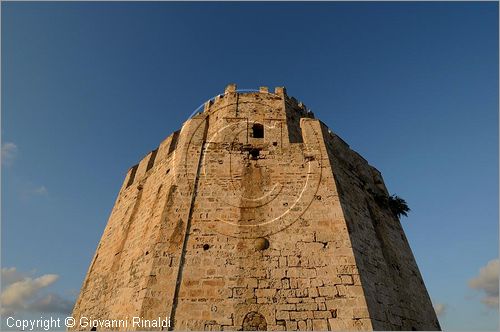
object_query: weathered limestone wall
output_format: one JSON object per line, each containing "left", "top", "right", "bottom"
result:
{"left": 71, "top": 117, "right": 207, "bottom": 328}
{"left": 320, "top": 125, "right": 440, "bottom": 330}
{"left": 71, "top": 84, "right": 439, "bottom": 331}
{"left": 164, "top": 113, "right": 372, "bottom": 330}
{"left": 72, "top": 136, "right": 169, "bottom": 321}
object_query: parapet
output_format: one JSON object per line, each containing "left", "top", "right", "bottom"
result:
{"left": 221, "top": 83, "right": 288, "bottom": 98}
{"left": 123, "top": 84, "right": 315, "bottom": 190}
{"left": 121, "top": 130, "right": 180, "bottom": 191}
{"left": 274, "top": 86, "right": 286, "bottom": 96}
{"left": 225, "top": 83, "right": 237, "bottom": 94}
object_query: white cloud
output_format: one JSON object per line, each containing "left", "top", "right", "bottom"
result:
{"left": 0, "top": 268, "right": 73, "bottom": 315}
{"left": 0, "top": 142, "right": 48, "bottom": 197}
{"left": 0, "top": 267, "right": 25, "bottom": 288}
{"left": 469, "top": 258, "right": 499, "bottom": 309}
{"left": 1, "top": 142, "right": 18, "bottom": 166}
{"left": 1, "top": 274, "right": 58, "bottom": 311}
{"left": 433, "top": 303, "right": 446, "bottom": 317}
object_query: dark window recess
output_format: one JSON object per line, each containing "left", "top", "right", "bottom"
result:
{"left": 249, "top": 148, "right": 260, "bottom": 160}
{"left": 126, "top": 165, "right": 138, "bottom": 188}
{"left": 252, "top": 123, "right": 264, "bottom": 138}
{"left": 203, "top": 244, "right": 210, "bottom": 251}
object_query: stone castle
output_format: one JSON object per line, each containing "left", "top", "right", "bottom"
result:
{"left": 71, "top": 84, "right": 440, "bottom": 330}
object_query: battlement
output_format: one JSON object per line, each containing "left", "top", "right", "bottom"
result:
{"left": 202, "top": 84, "right": 314, "bottom": 118}
{"left": 124, "top": 84, "right": 317, "bottom": 190}
{"left": 122, "top": 130, "right": 179, "bottom": 191}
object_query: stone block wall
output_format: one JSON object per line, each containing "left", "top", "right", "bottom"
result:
{"left": 71, "top": 84, "right": 439, "bottom": 331}
{"left": 320, "top": 125, "right": 440, "bottom": 330}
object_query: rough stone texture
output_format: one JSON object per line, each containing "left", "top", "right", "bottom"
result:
{"left": 71, "top": 84, "right": 440, "bottom": 331}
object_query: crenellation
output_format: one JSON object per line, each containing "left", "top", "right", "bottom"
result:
{"left": 123, "top": 164, "right": 139, "bottom": 190}
{"left": 274, "top": 86, "right": 286, "bottom": 96}
{"left": 225, "top": 83, "right": 237, "bottom": 94}
{"left": 135, "top": 150, "right": 156, "bottom": 180}
{"left": 204, "top": 99, "right": 215, "bottom": 112}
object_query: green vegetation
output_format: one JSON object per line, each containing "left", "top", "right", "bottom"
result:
{"left": 375, "top": 194, "right": 410, "bottom": 219}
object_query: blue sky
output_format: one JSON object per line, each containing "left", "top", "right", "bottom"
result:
{"left": 1, "top": 2, "right": 498, "bottom": 330}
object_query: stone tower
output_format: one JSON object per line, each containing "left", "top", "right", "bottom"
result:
{"left": 72, "top": 84, "right": 440, "bottom": 331}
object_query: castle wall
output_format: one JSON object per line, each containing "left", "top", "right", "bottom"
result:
{"left": 71, "top": 119, "right": 206, "bottom": 328}
{"left": 161, "top": 117, "right": 373, "bottom": 331}
{"left": 71, "top": 85, "right": 439, "bottom": 331}
{"left": 320, "top": 125, "right": 440, "bottom": 330}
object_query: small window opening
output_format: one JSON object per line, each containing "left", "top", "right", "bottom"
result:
{"left": 249, "top": 148, "right": 260, "bottom": 160}
{"left": 203, "top": 244, "right": 210, "bottom": 251}
{"left": 252, "top": 123, "right": 264, "bottom": 138}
